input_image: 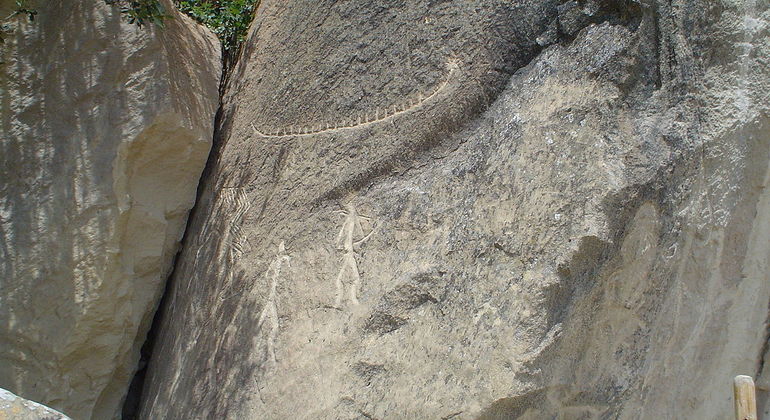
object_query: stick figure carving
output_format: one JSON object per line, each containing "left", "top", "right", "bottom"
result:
{"left": 256, "top": 241, "right": 291, "bottom": 363}
{"left": 333, "top": 203, "right": 376, "bottom": 308}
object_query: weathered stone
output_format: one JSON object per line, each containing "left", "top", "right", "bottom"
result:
{"left": 137, "top": 0, "right": 770, "bottom": 418}
{"left": 0, "top": 388, "right": 71, "bottom": 420}
{"left": 536, "top": 19, "right": 560, "bottom": 47}
{"left": 0, "top": 0, "right": 221, "bottom": 419}
{"left": 558, "top": 1, "right": 592, "bottom": 37}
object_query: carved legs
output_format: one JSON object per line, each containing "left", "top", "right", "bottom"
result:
{"left": 334, "top": 253, "right": 361, "bottom": 307}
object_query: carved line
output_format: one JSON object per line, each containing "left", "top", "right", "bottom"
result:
{"left": 255, "top": 242, "right": 290, "bottom": 363}
{"left": 252, "top": 59, "right": 460, "bottom": 138}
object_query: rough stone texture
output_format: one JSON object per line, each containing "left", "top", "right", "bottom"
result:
{"left": 0, "top": 388, "right": 71, "bottom": 420}
{"left": 0, "top": 0, "right": 221, "bottom": 419}
{"left": 140, "top": 0, "right": 769, "bottom": 419}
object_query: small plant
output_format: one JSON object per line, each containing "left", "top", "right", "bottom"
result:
{"left": 105, "top": 0, "right": 170, "bottom": 27}
{"left": 175, "top": 0, "right": 259, "bottom": 52}
{"left": 2, "top": 0, "right": 259, "bottom": 65}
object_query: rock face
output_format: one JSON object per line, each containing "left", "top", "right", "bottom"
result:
{"left": 0, "top": 387, "right": 71, "bottom": 420}
{"left": 0, "top": 0, "right": 221, "bottom": 419}
{"left": 134, "top": 0, "right": 770, "bottom": 418}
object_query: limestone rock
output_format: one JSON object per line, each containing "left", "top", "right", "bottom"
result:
{"left": 0, "top": 388, "right": 71, "bottom": 420}
{"left": 0, "top": 0, "right": 221, "bottom": 419}
{"left": 136, "top": 0, "right": 769, "bottom": 418}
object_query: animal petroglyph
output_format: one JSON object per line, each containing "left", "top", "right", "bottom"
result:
{"left": 223, "top": 188, "right": 252, "bottom": 261}
{"left": 188, "top": 187, "right": 251, "bottom": 305}
{"left": 196, "top": 187, "right": 251, "bottom": 266}
{"left": 256, "top": 241, "right": 291, "bottom": 363}
{"left": 252, "top": 59, "right": 460, "bottom": 138}
{"left": 188, "top": 186, "right": 255, "bottom": 306}
{"left": 333, "top": 203, "right": 376, "bottom": 308}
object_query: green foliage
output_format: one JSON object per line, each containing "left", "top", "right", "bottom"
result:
{"left": 105, "top": 0, "right": 170, "bottom": 28}
{"left": 1, "top": 0, "right": 258, "bottom": 58}
{"left": 175, "top": 0, "right": 259, "bottom": 52}
{"left": 105, "top": 0, "right": 262, "bottom": 51}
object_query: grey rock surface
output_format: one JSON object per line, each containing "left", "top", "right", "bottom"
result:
{"left": 139, "top": 0, "right": 770, "bottom": 419}
{"left": 0, "top": 388, "right": 71, "bottom": 420}
{"left": 0, "top": 0, "right": 221, "bottom": 419}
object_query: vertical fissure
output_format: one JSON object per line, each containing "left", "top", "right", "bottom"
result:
{"left": 756, "top": 300, "right": 770, "bottom": 380}
{"left": 120, "top": 3, "right": 258, "bottom": 417}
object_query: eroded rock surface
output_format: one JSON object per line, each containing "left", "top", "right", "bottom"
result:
{"left": 0, "top": 388, "right": 71, "bottom": 420}
{"left": 140, "top": 0, "right": 769, "bottom": 418}
{"left": 0, "top": 0, "right": 221, "bottom": 418}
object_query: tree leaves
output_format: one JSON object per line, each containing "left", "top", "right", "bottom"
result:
{"left": 176, "top": 0, "right": 259, "bottom": 52}
{"left": 1, "top": 0, "right": 257, "bottom": 56}
{"left": 105, "top": 0, "right": 170, "bottom": 28}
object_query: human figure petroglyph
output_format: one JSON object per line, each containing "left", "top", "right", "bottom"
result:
{"left": 252, "top": 58, "right": 460, "bottom": 138}
{"left": 256, "top": 241, "right": 291, "bottom": 363}
{"left": 333, "top": 203, "right": 376, "bottom": 308}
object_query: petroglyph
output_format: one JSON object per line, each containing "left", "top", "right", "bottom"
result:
{"left": 256, "top": 241, "right": 291, "bottom": 363}
{"left": 192, "top": 187, "right": 251, "bottom": 303}
{"left": 195, "top": 188, "right": 251, "bottom": 254}
{"left": 199, "top": 187, "right": 251, "bottom": 272}
{"left": 208, "top": 190, "right": 249, "bottom": 306}
{"left": 333, "top": 203, "right": 376, "bottom": 308}
{"left": 184, "top": 187, "right": 252, "bottom": 333}
{"left": 223, "top": 188, "right": 252, "bottom": 261}
{"left": 252, "top": 59, "right": 460, "bottom": 138}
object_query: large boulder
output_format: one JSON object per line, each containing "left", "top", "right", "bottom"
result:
{"left": 0, "top": 0, "right": 220, "bottom": 418}
{"left": 139, "top": 0, "right": 770, "bottom": 418}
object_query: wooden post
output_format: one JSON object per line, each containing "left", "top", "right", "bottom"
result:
{"left": 734, "top": 375, "right": 758, "bottom": 420}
